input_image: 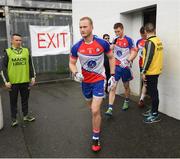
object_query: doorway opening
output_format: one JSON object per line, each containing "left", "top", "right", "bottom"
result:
{"left": 143, "top": 6, "right": 156, "bottom": 27}
{"left": 119, "top": 5, "right": 157, "bottom": 96}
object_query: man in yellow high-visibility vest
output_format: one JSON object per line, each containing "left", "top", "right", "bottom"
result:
{"left": 141, "top": 23, "right": 163, "bottom": 124}
{"left": 1, "top": 34, "right": 36, "bottom": 127}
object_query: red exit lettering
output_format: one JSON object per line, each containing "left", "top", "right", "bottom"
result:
{"left": 37, "top": 32, "right": 68, "bottom": 49}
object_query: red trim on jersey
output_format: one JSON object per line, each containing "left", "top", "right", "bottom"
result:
{"left": 115, "top": 38, "right": 129, "bottom": 48}
{"left": 82, "top": 69, "right": 105, "bottom": 83}
{"left": 138, "top": 39, "right": 146, "bottom": 47}
{"left": 78, "top": 40, "right": 104, "bottom": 56}
{"left": 139, "top": 57, "right": 143, "bottom": 68}
{"left": 115, "top": 59, "right": 121, "bottom": 66}
{"left": 137, "top": 38, "right": 146, "bottom": 68}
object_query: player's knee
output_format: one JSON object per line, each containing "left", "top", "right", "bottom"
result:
{"left": 124, "top": 87, "right": 129, "bottom": 91}
{"left": 91, "top": 107, "right": 100, "bottom": 116}
{"left": 110, "top": 85, "right": 116, "bottom": 92}
{"left": 123, "top": 84, "right": 129, "bottom": 90}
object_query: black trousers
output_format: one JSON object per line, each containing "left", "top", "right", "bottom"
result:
{"left": 105, "top": 69, "right": 111, "bottom": 94}
{"left": 146, "top": 75, "right": 159, "bottom": 114}
{"left": 104, "top": 54, "right": 110, "bottom": 94}
{"left": 9, "top": 83, "right": 30, "bottom": 119}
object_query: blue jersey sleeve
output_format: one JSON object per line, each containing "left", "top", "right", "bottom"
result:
{"left": 136, "top": 38, "right": 143, "bottom": 48}
{"left": 136, "top": 39, "right": 140, "bottom": 48}
{"left": 71, "top": 45, "right": 78, "bottom": 58}
{"left": 125, "top": 36, "right": 135, "bottom": 49}
{"left": 95, "top": 37, "right": 111, "bottom": 54}
{"left": 70, "top": 40, "right": 83, "bottom": 58}
{"left": 103, "top": 40, "right": 111, "bottom": 54}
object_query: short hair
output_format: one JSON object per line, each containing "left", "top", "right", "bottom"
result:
{"left": 80, "top": 16, "right": 93, "bottom": 26}
{"left": 103, "top": 34, "right": 110, "bottom": 39}
{"left": 144, "top": 23, "right": 155, "bottom": 33}
{"left": 12, "top": 33, "right": 22, "bottom": 38}
{"left": 140, "top": 26, "right": 145, "bottom": 34}
{"left": 113, "top": 23, "right": 124, "bottom": 29}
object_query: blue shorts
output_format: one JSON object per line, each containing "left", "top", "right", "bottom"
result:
{"left": 81, "top": 80, "right": 105, "bottom": 100}
{"left": 115, "top": 65, "right": 133, "bottom": 82}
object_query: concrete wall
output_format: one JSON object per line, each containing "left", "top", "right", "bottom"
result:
{"left": 72, "top": 0, "right": 180, "bottom": 120}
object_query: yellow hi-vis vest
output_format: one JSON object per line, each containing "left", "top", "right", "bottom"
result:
{"left": 6, "top": 47, "right": 30, "bottom": 84}
{"left": 143, "top": 36, "right": 163, "bottom": 75}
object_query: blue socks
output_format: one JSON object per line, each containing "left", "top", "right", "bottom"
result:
{"left": 92, "top": 129, "right": 100, "bottom": 140}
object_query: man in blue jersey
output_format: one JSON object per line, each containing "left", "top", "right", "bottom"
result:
{"left": 69, "top": 17, "right": 115, "bottom": 152}
{"left": 105, "top": 23, "right": 137, "bottom": 116}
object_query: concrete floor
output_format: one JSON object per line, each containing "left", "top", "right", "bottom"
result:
{"left": 0, "top": 80, "right": 180, "bottom": 158}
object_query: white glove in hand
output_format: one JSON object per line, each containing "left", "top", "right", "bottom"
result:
{"left": 75, "top": 72, "right": 84, "bottom": 82}
{"left": 107, "top": 76, "right": 116, "bottom": 92}
{"left": 120, "top": 59, "right": 132, "bottom": 68}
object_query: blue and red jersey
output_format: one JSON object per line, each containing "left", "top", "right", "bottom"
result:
{"left": 70, "top": 35, "right": 111, "bottom": 83}
{"left": 113, "top": 35, "right": 136, "bottom": 66}
{"left": 136, "top": 38, "right": 146, "bottom": 68}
